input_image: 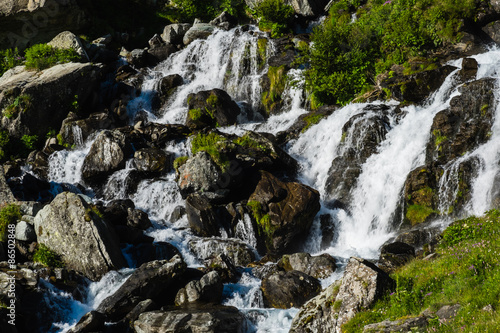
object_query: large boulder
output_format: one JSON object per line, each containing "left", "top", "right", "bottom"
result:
{"left": 0, "top": 63, "right": 102, "bottom": 140}
{"left": 0, "top": 0, "right": 86, "bottom": 50}
{"left": 248, "top": 171, "right": 320, "bottom": 254}
{"left": 134, "top": 306, "right": 246, "bottom": 333}
{"left": 175, "top": 271, "right": 224, "bottom": 306}
{"left": 59, "top": 111, "right": 116, "bottom": 147}
{"left": 133, "top": 148, "right": 171, "bottom": 174}
{"left": 184, "top": 193, "right": 232, "bottom": 237}
{"left": 161, "top": 23, "right": 192, "bottom": 45}
{"left": 261, "top": 270, "right": 322, "bottom": 309}
{"left": 185, "top": 89, "right": 241, "bottom": 130}
{"left": 188, "top": 237, "right": 256, "bottom": 267}
{"left": 47, "top": 30, "right": 88, "bottom": 60}
{"left": 183, "top": 23, "right": 216, "bottom": 45}
{"left": 33, "top": 192, "right": 126, "bottom": 280}
{"left": 178, "top": 152, "right": 224, "bottom": 197}
{"left": 290, "top": 257, "right": 394, "bottom": 333}
{"left": 97, "top": 255, "right": 187, "bottom": 322}
{"left": 278, "top": 252, "right": 337, "bottom": 279}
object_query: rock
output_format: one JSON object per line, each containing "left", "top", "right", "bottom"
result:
{"left": 460, "top": 57, "right": 478, "bottom": 81}
{"left": 0, "top": 167, "right": 16, "bottom": 205}
{"left": 59, "top": 111, "right": 116, "bottom": 147}
{"left": 47, "top": 31, "right": 88, "bottom": 60}
{"left": 278, "top": 252, "right": 337, "bottom": 279}
{"left": 0, "top": 63, "right": 102, "bottom": 140}
{"left": 161, "top": 23, "right": 192, "bottom": 45}
{"left": 133, "top": 148, "right": 171, "bottom": 174}
{"left": 148, "top": 34, "right": 163, "bottom": 48}
{"left": 248, "top": 170, "right": 320, "bottom": 255}
{"left": 170, "top": 205, "right": 186, "bottom": 222}
{"left": 252, "top": 262, "right": 280, "bottom": 280}
{"left": 15, "top": 220, "right": 36, "bottom": 242}
{"left": 363, "top": 316, "right": 429, "bottom": 332}
{"left": 0, "top": 0, "right": 86, "bottom": 50}
{"left": 141, "top": 123, "right": 191, "bottom": 147}
{"left": 378, "top": 242, "right": 416, "bottom": 273}
{"left": 210, "top": 11, "right": 238, "bottom": 30}
{"left": 178, "top": 152, "right": 224, "bottom": 197}
{"left": 189, "top": 237, "right": 256, "bottom": 267}
{"left": 92, "top": 34, "right": 112, "bottom": 45}
{"left": 436, "top": 304, "right": 461, "bottom": 321}
{"left": 185, "top": 89, "right": 241, "bottom": 130}
{"left": 291, "top": 257, "right": 394, "bottom": 332}
{"left": 67, "top": 311, "right": 106, "bottom": 333}
{"left": 154, "top": 74, "right": 184, "bottom": 109}
{"left": 123, "top": 299, "right": 158, "bottom": 324}
{"left": 128, "top": 49, "right": 147, "bottom": 68}
{"left": 183, "top": 23, "right": 216, "bottom": 45}
{"left": 97, "top": 255, "right": 186, "bottom": 322}
{"left": 203, "top": 253, "right": 241, "bottom": 283}
{"left": 134, "top": 306, "right": 245, "bottom": 333}
{"left": 127, "top": 208, "right": 152, "bottom": 230}
{"left": 123, "top": 242, "right": 181, "bottom": 268}
{"left": 81, "top": 129, "right": 133, "bottom": 183}
{"left": 185, "top": 193, "right": 232, "bottom": 237}
{"left": 146, "top": 44, "right": 177, "bottom": 67}
{"left": 320, "top": 214, "right": 335, "bottom": 249}
{"left": 402, "top": 166, "right": 438, "bottom": 227}
{"left": 102, "top": 199, "right": 135, "bottom": 225}
{"left": 34, "top": 192, "right": 126, "bottom": 280}
{"left": 175, "top": 271, "right": 223, "bottom": 305}
{"left": 261, "top": 270, "right": 322, "bottom": 309}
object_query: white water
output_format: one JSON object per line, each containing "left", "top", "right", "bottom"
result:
{"left": 43, "top": 27, "right": 500, "bottom": 333}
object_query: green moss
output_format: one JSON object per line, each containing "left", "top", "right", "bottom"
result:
{"left": 406, "top": 204, "right": 436, "bottom": 226}
{"left": 0, "top": 204, "right": 21, "bottom": 241}
{"left": 3, "top": 94, "right": 31, "bottom": 119}
{"left": 173, "top": 156, "right": 189, "bottom": 172}
{"left": 481, "top": 104, "right": 489, "bottom": 116}
{"left": 257, "top": 38, "right": 269, "bottom": 68}
{"left": 301, "top": 113, "right": 325, "bottom": 133}
{"left": 33, "top": 244, "right": 64, "bottom": 268}
{"left": 262, "top": 65, "right": 287, "bottom": 114}
{"left": 433, "top": 129, "right": 448, "bottom": 150}
{"left": 191, "top": 132, "right": 231, "bottom": 171}
{"left": 188, "top": 108, "right": 204, "bottom": 121}
{"left": 233, "top": 134, "right": 270, "bottom": 153}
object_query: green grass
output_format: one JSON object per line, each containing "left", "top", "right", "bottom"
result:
{"left": 406, "top": 204, "right": 436, "bottom": 226}
{"left": 233, "top": 133, "right": 269, "bottom": 153}
{"left": 33, "top": 244, "right": 64, "bottom": 268}
{"left": 24, "top": 44, "right": 79, "bottom": 71}
{"left": 343, "top": 209, "right": 500, "bottom": 332}
{"left": 0, "top": 204, "right": 21, "bottom": 241}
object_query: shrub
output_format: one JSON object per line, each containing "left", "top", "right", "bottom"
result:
{"left": 254, "top": 0, "right": 294, "bottom": 38}
{"left": 33, "top": 244, "right": 64, "bottom": 268}
{"left": 165, "top": 0, "right": 247, "bottom": 23}
{"left": 21, "top": 134, "right": 38, "bottom": 150}
{"left": 0, "top": 204, "right": 21, "bottom": 241}
{"left": 24, "top": 44, "right": 79, "bottom": 70}
{"left": 0, "top": 48, "right": 23, "bottom": 77}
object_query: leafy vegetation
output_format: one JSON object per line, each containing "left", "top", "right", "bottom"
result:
{"left": 343, "top": 209, "right": 500, "bottom": 332}
{"left": 253, "top": 0, "right": 295, "bottom": 38}
{"left": 33, "top": 244, "right": 64, "bottom": 268}
{"left": 0, "top": 48, "right": 23, "bottom": 77}
{"left": 164, "top": 0, "right": 247, "bottom": 23}
{"left": 0, "top": 204, "right": 21, "bottom": 241}
{"left": 24, "top": 44, "right": 79, "bottom": 70}
{"left": 3, "top": 94, "right": 32, "bottom": 119}
{"left": 304, "top": 0, "right": 477, "bottom": 106}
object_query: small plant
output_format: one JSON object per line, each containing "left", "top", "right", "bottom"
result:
{"left": 72, "top": 95, "right": 79, "bottom": 112}
{"left": 3, "top": 94, "right": 31, "bottom": 119}
{"left": 191, "top": 132, "right": 231, "bottom": 170}
{"left": 0, "top": 204, "right": 21, "bottom": 241}
{"left": 21, "top": 134, "right": 38, "bottom": 150}
{"left": 0, "top": 48, "right": 23, "bottom": 77}
{"left": 24, "top": 44, "right": 79, "bottom": 70}
{"left": 33, "top": 244, "right": 64, "bottom": 268}
{"left": 173, "top": 156, "right": 189, "bottom": 172}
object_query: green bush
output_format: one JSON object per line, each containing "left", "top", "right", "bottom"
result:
{"left": 0, "top": 48, "right": 23, "bottom": 77}
{"left": 0, "top": 204, "right": 21, "bottom": 241}
{"left": 254, "top": 0, "right": 294, "bottom": 38}
{"left": 33, "top": 244, "right": 64, "bottom": 268}
{"left": 165, "top": 0, "right": 247, "bottom": 22}
{"left": 24, "top": 44, "right": 79, "bottom": 70}
{"left": 20, "top": 134, "right": 38, "bottom": 150}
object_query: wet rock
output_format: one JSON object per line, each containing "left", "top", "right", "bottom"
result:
{"left": 134, "top": 305, "right": 245, "bottom": 333}
{"left": 203, "top": 253, "right": 241, "bottom": 282}
{"left": 97, "top": 255, "right": 186, "bottom": 322}
{"left": 210, "top": 11, "right": 238, "bottom": 30}
{"left": 67, "top": 310, "right": 106, "bottom": 333}
{"left": 402, "top": 166, "right": 438, "bottom": 227}
{"left": 189, "top": 237, "right": 256, "bottom": 267}
{"left": 123, "top": 299, "right": 158, "bottom": 325}
{"left": 128, "top": 48, "right": 147, "bottom": 68}
{"left": 183, "top": 23, "right": 216, "bottom": 45}
{"left": 170, "top": 205, "right": 186, "bottom": 222}
{"left": 161, "top": 23, "right": 192, "bottom": 45}
{"left": 34, "top": 192, "right": 126, "bottom": 281}
{"left": 0, "top": 63, "right": 102, "bottom": 140}
{"left": 141, "top": 123, "right": 191, "bottom": 147}
{"left": 59, "top": 111, "right": 116, "bottom": 147}
{"left": 47, "top": 31, "right": 88, "bottom": 60}
{"left": 185, "top": 89, "right": 241, "bottom": 130}
{"left": 102, "top": 199, "right": 135, "bottom": 225}
{"left": 460, "top": 57, "right": 478, "bottom": 82}
{"left": 127, "top": 208, "right": 152, "bottom": 230}
{"left": 175, "top": 271, "right": 223, "bottom": 305}
{"left": 146, "top": 43, "right": 177, "bottom": 67}
{"left": 185, "top": 193, "right": 232, "bottom": 237}
{"left": 261, "top": 270, "right": 322, "bottom": 309}
{"left": 178, "top": 152, "right": 224, "bottom": 198}
{"left": 320, "top": 214, "right": 335, "bottom": 250}
{"left": 154, "top": 74, "right": 184, "bottom": 108}
{"left": 278, "top": 252, "right": 337, "bottom": 279}
{"left": 248, "top": 171, "right": 320, "bottom": 255}
{"left": 252, "top": 262, "right": 280, "bottom": 280}
{"left": 123, "top": 242, "right": 181, "bottom": 268}
{"left": 133, "top": 148, "right": 171, "bottom": 174}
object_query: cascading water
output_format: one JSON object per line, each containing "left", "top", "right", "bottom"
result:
{"left": 43, "top": 23, "right": 500, "bottom": 332}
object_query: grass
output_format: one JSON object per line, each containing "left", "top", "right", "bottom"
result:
{"left": 0, "top": 204, "right": 21, "bottom": 241}
{"left": 173, "top": 156, "right": 189, "bottom": 172}
{"left": 33, "top": 244, "right": 64, "bottom": 268}
{"left": 233, "top": 133, "right": 269, "bottom": 153}
{"left": 343, "top": 209, "right": 500, "bottom": 332}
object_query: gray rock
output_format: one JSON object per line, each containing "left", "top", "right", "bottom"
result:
{"left": 161, "top": 23, "right": 191, "bottom": 45}
{"left": 183, "top": 23, "right": 216, "bottom": 45}
{"left": 0, "top": 167, "right": 16, "bottom": 205}
{"left": 189, "top": 237, "right": 255, "bottom": 267}
{"left": 185, "top": 193, "right": 231, "bottom": 237}
{"left": 15, "top": 221, "right": 36, "bottom": 242}
{"left": 278, "top": 252, "right": 337, "bottom": 279}
{"left": 148, "top": 34, "right": 163, "bottom": 48}
{"left": 178, "top": 152, "right": 223, "bottom": 197}
{"left": 92, "top": 34, "right": 112, "bottom": 45}
{"left": 363, "top": 316, "right": 428, "bottom": 332}
{"left": 47, "top": 31, "right": 88, "bottom": 60}
{"left": 59, "top": 111, "right": 116, "bottom": 147}
{"left": 97, "top": 255, "right": 186, "bottom": 321}
{"left": 436, "top": 304, "right": 461, "bottom": 320}
{"left": 34, "top": 192, "right": 126, "bottom": 281}
{"left": 133, "top": 148, "right": 171, "bottom": 174}
{"left": 67, "top": 311, "right": 106, "bottom": 333}
{"left": 126, "top": 208, "right": 152, "bottom": 230}
{"left": 128, "top": 49, "right": 147, "bottom": 67}
{"left": 175, "top": 271, "right": 223, "bottom": 305}
{"left": 123, "top": 299, "right": 158, "bottom": 324}
{"left": 134, "top": 306, "right": 246, "bottom": 333}
{"left": 209, "top": 11, "right": 238, "bottom": 30}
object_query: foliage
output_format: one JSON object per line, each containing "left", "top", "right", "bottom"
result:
{"left": 173, "top": 156, "right": 189, "bottom": 171}
{"left": 191, "top": 132, "right": 231, "bottom": 170}
{"left": 33, "top": 244, "right": 64, "bottom": 268}
{"left": 3, "top": 94, "right": 32, "bottom": 119}
{"left": 405, "top": 204, "right": 436, "bottom": 226}
{"left": 165, "top": 0, "right": 247, "bottom": 23}
{"left": 302, "top": 113, "right": 325, "bottom": 133}
{"left": 262, "top": 65, "right": 287, "bottom": 114}
{"left": 21, "top": 134, "right": 38, "bottom": 150}
{"left": 253, "top": 0, "right": 294, "bottom": 38}
{"left": 24, "top": 44, "right": 79, "bottom": 70}
{"left": 0, "top": 48, "right": 23, "bottom": 77}
{"left": 0, "top": 204, "right": 21, "bottom": 241}
{"left": 233, "top": 134, "right": 269, "bottom": 152}
{"left": 343, "top": 209, "right": 500, "bottom": 332}
{"left": 304, "top": 0, "right": 478, "bottom": 106}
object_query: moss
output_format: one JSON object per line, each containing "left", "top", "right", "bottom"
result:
{"left": 0, "top": 204, "right": 21, "bottom": 241}
{"left": 191, "top": 132, "right": 231, "bottom": 171}
{"left": 188, "top": 108, "right": 204, "bottom": 121}
{"left": 333, "top": 299, "right": 343, "bottom": 311}
{"left": 33, "top": 244, "right": 64, "bottom": 268}
{"left": 257, "top": 38, "right": 269, "bottom": 68}
{"left": 406, "top": 204, "right": 437, "bottom": 226}
{"left": 262, "top": 65, "right": 287, "bottom": 115}
{"left": 432, "top": 129, "right": 448, "bottom": 150}
{"left": 481, "top": 104, "right": 489, "bottom": 116}
{"left": 3, "top": 94, "right": 32, "bottom": 119}
{"left": 173, "top": 156, "right": 189, "bottom": 172}
{"left": 301, "top": 113, "right": 325, "bottom": 133}
{"left": 233, "top": 134, "right": 270, "bottom": 153}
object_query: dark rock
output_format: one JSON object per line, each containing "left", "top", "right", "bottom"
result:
{"left": 170, "top": 205, "right": 186, "bottom": 222}
{"left": 123, "top": 242, "right": 181, "bottom": 268}
{"left": 185, "top": 89, "right": 241, "bottom": 130}
{"left": 154, "top": 74, "right": 184, "bottom": 109}
{"left": 122, "top": 299, "right": 158, "bottom": 324}
{"left": 261, "top": 270, "right": 321, "bottom": 309}
{"left": 59, "top": 111, "right": 116, "bottom": 147}
{"left": 146, "top": 44, "right": 177, "bottom": 67}
{"left": 278, "top": 252, "right": 337, "bottom": 279}
{"left": 185, "top": 193, "right": 232, "bottom": 237}
{"left": 134, "top": 305, "right": 245, "bottom": 333}
{"left": 127, "top": 208, "right": 152, "bottom": 230}
{"left": 378, "top": 242, "right": 416, "bottom": 273}
{"left": 141, "top": 123, "right": 191, "bottom": 147}
{"left": 248, "top": 171, "right": 320, "bottom": 255}
{"left": 203, "top": 253, "right": 241, "bottom": 283}
{"left": 210, "top": 11, "right": 238, "bottom": 30}
{"left": 34, "top": 192, "right": 126, "bottom": 281}
{"left": 133, "top": 148, "right": 171, "bottom": 174}
{"left": 175, "top": 271, "right": 223, "bottom": 305}
{"left": 128, "top": 49, "right": 147, "bottom": 68}
{"left": 115, "top": 225, "right": 150, "bottom": 244}
{"left": 189, "top": 237, "right": 256, "bottom": 267}
{"left": 102, "top": 199, "right": 135, "bottom": 226}
{"left": 252, "top": 262, "right": 280, "bottom": 280}
{"left": 460, "top": 57, "right": 478, "bottom": 82}
{"left": 7, "top": 172, "right": 53, "bottom": 202}
{"left": 320, "top": 214, "right": 335, "bottom": 250}
{"left": 97, "top": 255, "right": 186, "bottom": 322}
{"left": 67, "top": 311, "right": 106, "bottom": 333}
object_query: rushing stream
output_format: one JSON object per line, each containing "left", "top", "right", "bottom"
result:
{"left": 41, "top": 26, "right": 500, "bottom": 332}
